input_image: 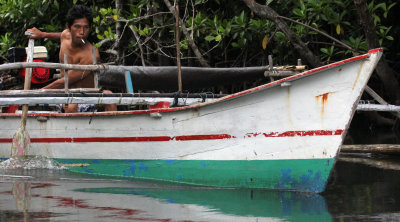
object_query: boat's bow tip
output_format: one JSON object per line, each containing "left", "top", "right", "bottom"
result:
{"left": 368, "top": 48, "right": 383, "bottom": 54}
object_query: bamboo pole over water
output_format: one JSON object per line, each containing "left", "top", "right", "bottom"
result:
{"left": 342, "top": 144, "right": 400, "bottom": 154}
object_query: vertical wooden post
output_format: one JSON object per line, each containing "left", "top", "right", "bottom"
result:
{"left": 92, "top": 47, "right": 99, "bottom": 89}
{"left": 11, "top": 32, "right": 34, "bottom": 156}
{"left": 174, "top": 0, "right": 182, "bottom": 92}
{"left": 64, "top": 53, "right": 68, "bottom": 91}
{"left": 24, "top": 40, "right": 34, "bottom": 91}
{"left": 21, "top": 38, "right": 34, "bottom": 128}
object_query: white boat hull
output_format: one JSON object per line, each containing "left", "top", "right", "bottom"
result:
{"left": 0, "top": 49, "right": 383, "bottom": 192}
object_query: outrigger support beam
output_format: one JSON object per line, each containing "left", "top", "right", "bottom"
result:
{"left": 0, "top": 92, "right": 225, "bottom": 106}
{"left": 0, "top": 96, "right": 215, "bottom": 107}
{"left": 0, "top": 62, "right": 109, "bottom": 72}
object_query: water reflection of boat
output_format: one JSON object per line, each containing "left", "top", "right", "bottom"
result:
{"left": 0, "top": 49, "right": 382, "bottom": 193}
{"left": 0, "top": 177, "right": 332, "bottom": 221}
{"left": 75, "top": 186, "right": 332, "bottom": 220}
{"left": 79, "top": 187, "right": 334, "bottom": 220}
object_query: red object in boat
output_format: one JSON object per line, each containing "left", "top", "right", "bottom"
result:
{"left": 6, "top": 105, "right": 19, "bottom": 113}
{"left": 149, "top": 101, "right": 170, "bottom": 109}
{"left": 18, "top": 59, "right": 50, "bottom": 84}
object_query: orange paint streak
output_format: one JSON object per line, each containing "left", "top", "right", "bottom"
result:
{"left": 316, "top": 93, "right": 329, "bottom": 115}
{"left": 322, "top": 93, "right": 328, "bottom": 104}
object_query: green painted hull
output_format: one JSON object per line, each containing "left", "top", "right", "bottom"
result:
{"left": 56, "top": 158, "right": 334, "bottom": 193}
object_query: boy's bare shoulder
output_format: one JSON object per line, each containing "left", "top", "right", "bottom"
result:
{"left": 60, "top": 29, "right": 71, "bottom": 41}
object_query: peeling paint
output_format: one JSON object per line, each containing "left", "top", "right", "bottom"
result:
{"left": 275, "top": 168, "right": 325, "bottom": 193}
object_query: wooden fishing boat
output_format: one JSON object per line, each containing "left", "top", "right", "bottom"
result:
{"left": 0, "top": 49, "right": 383, "bottom": 193}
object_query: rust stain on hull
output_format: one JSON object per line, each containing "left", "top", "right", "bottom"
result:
{"left": 316, "top": 93, "right": 329, "bottom": 115}
{"left": 315, "top": 92, "right": 335, "bottom": 122}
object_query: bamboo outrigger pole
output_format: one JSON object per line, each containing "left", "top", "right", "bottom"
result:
{"left": 0, "top": 62, "right": 108, "bottom": 72}
{"left": 11, "top": 32, "right": 34, "bottom": 156}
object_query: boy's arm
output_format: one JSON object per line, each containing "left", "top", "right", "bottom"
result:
{"left": 26, "top": 27, "right": 61, "bottom": 41}
{"left": 43, "top": 46, "right": 99, "bottom": 89}
{"left": 41, "top": 69, "right": 88, "bottom": 89}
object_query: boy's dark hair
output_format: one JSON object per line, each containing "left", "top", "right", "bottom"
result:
{"left": 66, "top": 5, "right": 93, "bottom": 28}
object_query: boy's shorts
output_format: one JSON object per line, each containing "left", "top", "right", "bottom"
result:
{"left": 56, "top": 104, "right": 97, "bottom": 113}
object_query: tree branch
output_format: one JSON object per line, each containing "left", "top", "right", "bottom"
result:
{"left": 115, "top": 0, "right": 124, "bottom": 64}
{"left": 242, "top": 0, "right": 323, "bottom": 68}
{"left": 129, "top": 25, "right": 146, "bottom": 66}
{"left": 163, "top": 0, "right": 210, "bottom": 67}
{"left": 277, "top": 15, "right": 354, "bottom": 52}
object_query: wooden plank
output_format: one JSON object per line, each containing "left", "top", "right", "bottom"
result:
{"left": 342, "top": 144, "right": 400, "bottom": 154}
{"left": 356, "top": 104, "right": 400, "bottom": 112}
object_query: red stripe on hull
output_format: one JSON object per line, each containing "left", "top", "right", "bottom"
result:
{"left": 175, "top": 134, "right": 235, "bottom": 141}
{"left": 0, "top": 130, "right": 343, "bottom": 143}
{"left": 0, "top": 138, "right": 12, "bottom": 143}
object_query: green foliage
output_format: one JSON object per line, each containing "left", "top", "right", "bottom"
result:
{"left": 367, "top": 1, "right": 396, "bottom": 46}
{"left": 291, "top": 0, "right": 396, "bottom": 62}
{"left": 93, "top": 6, "right": 117, "bottom": 41}
{"left": 0, "top": 0, "right": 115, "bottom": 61}
{"left": 0, "top": 32, "right": 15, "bottom": 55}
{"left": 342, "top": 36, "right": 368, "bottom": 55}
{"left": 0, "top": 0, "right": 398, "bottom": 68}
{"left": 320, "top": 45, "right": 337, "bottom": 63}
{"left": 0, "top": 0, "right": 74, "bottom": 60}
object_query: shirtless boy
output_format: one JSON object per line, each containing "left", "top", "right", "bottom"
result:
{"left": 27, "top": 5, "right": 116, "bottom": 113}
